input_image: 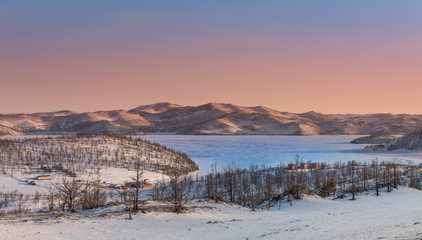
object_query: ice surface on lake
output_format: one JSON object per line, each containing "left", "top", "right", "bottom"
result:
{"left": 137, "top": 135, "right": 420, "bottom": 173}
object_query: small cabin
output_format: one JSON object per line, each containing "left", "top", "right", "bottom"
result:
{"left": 125, "top": 180, "right": 153, "bottom": 189}
{"left": 310, "top": 163, "right": 320, "bottom": 169}
{"left": 287, "top": 164, "right": 297, "bottom": 171}
{"left": 140, "top": 182, "right": 153, "bottom": 190}
{"left": 300, "top": 163, "right": 308, "bottom": 169}
{"left": 37, "top": 175, "right": 52, "bottom": 180}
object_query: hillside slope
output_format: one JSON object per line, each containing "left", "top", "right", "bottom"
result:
{"left": 0, "top": 134, "right": 198, "bottom": 175}
{"left": 1, "top": 103, "right": 422, "bottom": 136}
{"left": 387, "top": 130, "right": 422, "bottom": 150}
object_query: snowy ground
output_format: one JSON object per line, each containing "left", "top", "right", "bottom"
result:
{"left": 2, "top": 188, "right": 422, "bottom": 240}
{"left": 0, "top": 168, "right": 166, "bottom": 195}
{"left": 0, "top": 168, "right": 169, "bottom": 214}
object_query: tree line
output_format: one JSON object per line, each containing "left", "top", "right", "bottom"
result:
{"left": 1, "top": 150, "right": 422, "bottom": 215}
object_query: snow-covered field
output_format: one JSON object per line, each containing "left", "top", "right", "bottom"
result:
{"left": 1, "top": 187, "right": 422, "bottom": 240}
{"left": 0, "top": 168, "right": 167, "bottom": 195}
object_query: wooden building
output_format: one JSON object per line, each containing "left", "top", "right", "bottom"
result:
{"left": 125, "top": 180, "right": 153, "bottom": 189}
{"left": 36, "top": 175, "right": 52, "bottom": 180}
{"left": 287, "top": 164, "right": 297, "bottom": 171}
{"left": 310, "top": 163, "right": 320, "bottom": 169}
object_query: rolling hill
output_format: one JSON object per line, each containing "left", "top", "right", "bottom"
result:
{"left": 1, "top": 102, "right": 422, "bottom": 136}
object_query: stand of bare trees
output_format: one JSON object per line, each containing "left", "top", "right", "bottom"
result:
{"left": 0, "top": 134, "right": 198, "bottom": 179}
{"left": 131, "top": 159, "right": 144, "bottom": 213}
{"left": 161, "top": 156, "right": 193, "bottom": 213}
{"left": 52, "top": 177, "right": 108, "bottom": 212}
{"left": 2, "top": 155, "right": 422, "bottom": 216}
{"left": 152, "top": 158, "right": 417, "bottom": 211}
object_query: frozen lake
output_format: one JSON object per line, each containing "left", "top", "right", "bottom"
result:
{"left": 137, "top": 135, "right": 421, "bottom": 173}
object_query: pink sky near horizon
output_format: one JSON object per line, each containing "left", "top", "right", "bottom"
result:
{"left": 1, "top": 1, "right": 422, "bottom": 114}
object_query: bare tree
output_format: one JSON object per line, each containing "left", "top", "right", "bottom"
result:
{"left": 131, "top": 158, "right": 144, "bottom": 212}
{"left": 293, "top": 154, "right": 304, "bottom": 199}
{"left": 362, "top": 162, "right": 369, "bottom": 191}
{"left": 372, "top": 159, "right": 380, "bottom": 196}
{"left": 162, "top": 157, "right": 193, "bottom": 213}
{"left": 53, "top": 177, "right": 84, "bottom": 212}
{"left": 392, "top": 163, "right": 400, "bottom": 189}
{"left": 348, "top": 161, "right": 357, "bottom": 200}
{"left": 212, "top": 161, "right": 218, "bottom": 203}
{"left": 223, "top": 162, "right": 236, "bottom": 203}
{"left": 80, "top": 178, "right": 107, "bottom": 210}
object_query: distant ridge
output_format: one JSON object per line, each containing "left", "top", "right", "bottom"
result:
{"left": 1, "top": 102, "right": 422, "bottom": 136}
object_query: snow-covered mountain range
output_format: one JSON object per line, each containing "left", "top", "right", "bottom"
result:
{"left": 1, "top": 102, "right": 422, "bottom": 136}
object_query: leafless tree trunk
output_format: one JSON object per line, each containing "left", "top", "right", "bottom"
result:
{"left": 372, "top": 160, "right": 380, "bottom": 196}
{"left": 53, "top": 177, "right": 84, "bottom": 212}
{"left": 362, "top": 162, "right": 368, "bottom": 191}
{"left": 349, "top": 161, "right": 357, "bottom": 200}
{"left": 131, "top": 158, "right": 144, "bottom": 212}
{"left": 294, "top": 154, "right": 303, "bottom": 199}
{"left": 163, "top": 157, "right": 193, "bottom": 213}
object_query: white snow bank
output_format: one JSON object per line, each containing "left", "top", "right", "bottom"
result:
{"left": 1, "top": 188, "right": 422, "bottom": 239}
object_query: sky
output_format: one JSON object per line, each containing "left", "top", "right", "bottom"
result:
{"left": 1, "top": 0, "right": 422, "bottom": 114}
